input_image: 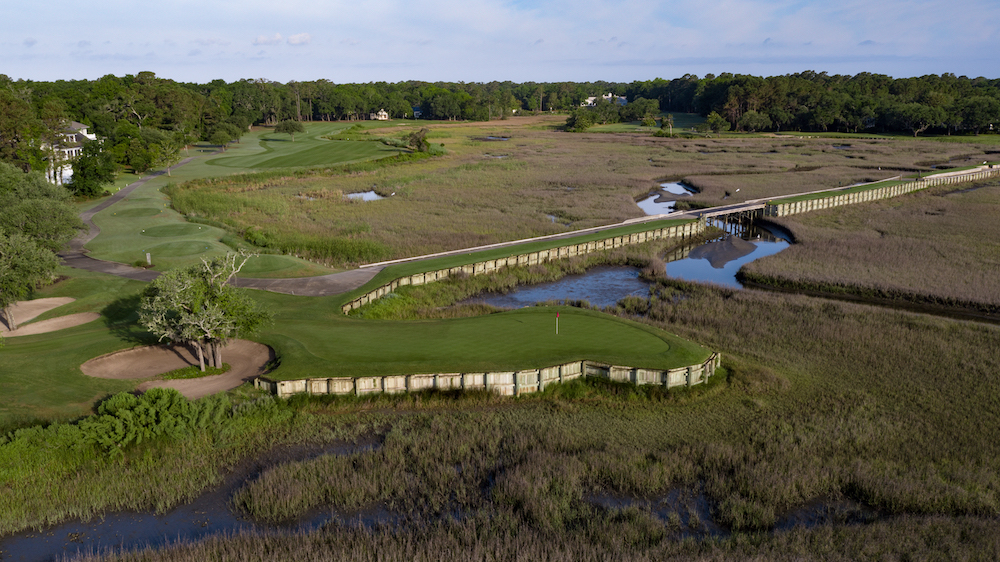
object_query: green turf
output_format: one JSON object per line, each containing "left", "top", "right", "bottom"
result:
{"left": 142, "top": 241, "right": 212, "bottom": 258}
{"left": 0, "top": 267, "right": 712, "bottom": 423}
{"left": 769, "top": 180, "right": 909, "bottom": 203}
{"left": 0, "top": 269, "right": 150, "bottom": 423}
{"left": 769, "top": 163, "right": 999, "bottom": 205}
{"left": 140, "top": 224, "right": 205, "bottom": 237}
{"left": 252, "top": 293, "right": 711, "bottom": 381}
{"left": 206, "top": 122, "right": 406, "bottom": 169}
{"left": 234, "top": 254, "right": 333, "bottom": 278}
{"left": 113, "top": 207, "right": 162, "bottom": 218}
{"left": 81, "top": 123, "right": 386, "bottom": 277}
{"left": 212, "top": 139, "right": 401, "bottom": 169}
{"left": 589, "top": 112, "right": 705, "bottom": 133}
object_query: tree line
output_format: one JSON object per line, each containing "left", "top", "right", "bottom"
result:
{"left": 2, "top": 71, "right": 999, "bottom": 194}
{"left": 617, "top": 71, "right": 1000, "bottom": 136}
{"left": 0, "top": 161, "right": 82, "bottom": 332}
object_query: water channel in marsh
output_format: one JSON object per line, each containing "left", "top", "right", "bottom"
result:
{"left": 663, "top": 219, "right": 790, "bottom": 289}
{"left": 0, "top": 439, "right": 388, "bottom": 562}
{"left": 346, "top": 190, "right": 384, "bottom": 201}
{"left": 636, "top": 182, "right": 696, "bottom": 214}
{"left": 464, "top": 182, "right": 790, "bottom": 310}
{"left": 464, "top": 219, "right": 790, "bottom": 309}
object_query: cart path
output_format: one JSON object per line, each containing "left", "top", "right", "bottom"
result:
{"left": 58, "top": 157, "right": 198, "bottom": 282}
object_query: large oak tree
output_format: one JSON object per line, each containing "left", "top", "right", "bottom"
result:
{"left": 138, "top": 252, "right": 271, "bottom": 371}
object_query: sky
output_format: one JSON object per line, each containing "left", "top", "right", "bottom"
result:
{"left": 3, "top": 0, "right": 999, "bottom": 84}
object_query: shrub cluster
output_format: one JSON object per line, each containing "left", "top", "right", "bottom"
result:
{"left": 1, "top": 389, "right": 231, "bottom": 461}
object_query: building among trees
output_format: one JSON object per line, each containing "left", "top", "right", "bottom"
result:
{"left": 45, "top": 122, "right": 98, "bottom": 185}
{"left": 581, "top": 93, "right": 627, "bottom": 107}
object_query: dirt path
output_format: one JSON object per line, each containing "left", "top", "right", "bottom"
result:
{"left": 81, "top": 340, "right": 274, "bottom": 400}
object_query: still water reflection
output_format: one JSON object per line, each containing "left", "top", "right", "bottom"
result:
{"left": 463, "top": 267, "right": 650, "bottom": 309}
{"left": 346, "top": 190, "right": 384, "bottom": 201}
{"left": 664, "top": 221, "right": 789, "bottom": 289}
{"left": 467, "top": 221, "right": 790, "bottom": 308}
{"left": 636, "top": 182, "right": 695, "bottom": 214}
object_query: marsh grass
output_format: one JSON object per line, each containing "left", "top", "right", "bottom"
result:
{"left": 633, "top": 280, "right": 1000, "bottom": 527}
{"left": 741, "top": 179, "right": 1000, "bottom": 311}
{"left": 9, "top": 120, "right": 1000, "bottom": 560}
{"left": 120, "top": 282, "right": 1000, "bottom": 537}
{"left": 0, "top": 395, "right": 339, "bottom": 536}
{"left": 160, "top": 119, "right": 1000, "bottom": 267}
{"left": 6, "top": 280, "right": 1000, "bottom": 558}
{"left": 72, "top": 514, "right": 1000, "bottom": 561}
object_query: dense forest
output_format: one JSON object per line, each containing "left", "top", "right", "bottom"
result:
{"left": 1, "top": 71, "right": 998, "bottom": 185}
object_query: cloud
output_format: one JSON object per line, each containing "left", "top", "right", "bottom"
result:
{"left": 288, "top": 33, "right": 311, "bottom": 45}
{"left": 23, "top": 38, "right": 37, "bottom": 48}
{"left": 78, "top": 40, "right": 91, "bottom": 49}
{"left": 253, "top": 33, "right": 283, "bottom": 46}
{"left": 858, "top": 40, "right": 879, "bottom": 47}
{"left": 196, "top": 38, "right": 230, "bottom": 47}
{"left": 189, "top": 49, "right": 202, "bottom": 57}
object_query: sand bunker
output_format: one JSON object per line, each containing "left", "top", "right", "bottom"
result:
{"left": 2, "top": 297, "right": 75, "bottom": 330}
{"left": 1, "top": 298, "right": 100, "bottom": 337}
{"left": 82, "top": 340, "right": 275, "bottom": 400}
{"left": 3, "top": 313, "right": 101, "bottom": 337}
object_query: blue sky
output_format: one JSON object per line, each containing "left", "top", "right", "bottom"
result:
{"left": 3, "top": 0, "right": 998, "bottom": 83}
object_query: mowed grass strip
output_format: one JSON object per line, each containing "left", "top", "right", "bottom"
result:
{"left": 742, "top": 179, "right": 1000, "bottom": 309}
{"left": 87, "top": 193, "right": 229, "bottom": 271}
{"left": 769, "top": 162, "right": 997, "bottom": 204}
{"left": 254, "top": 299, "right": 711, "bottom": 381}
{"left": 0, "top": 269, "right": 149, "bottom": 424}
{"left": 336, "top": 218, "right": 696, "bottom": 306}
{"left": 206, "top": 122, "right": 408, "bottom": 169}
{"left": 82, "top": 122, "right": 413, "bottom": 276}
{"left": 769, "top": 179, "right": 909, "bottom": 203}
{"left": 210, "top": 138, "right": 402, "bottom": 169}
{"left": 589, "top": 112, "right": 705, "bottom": 133}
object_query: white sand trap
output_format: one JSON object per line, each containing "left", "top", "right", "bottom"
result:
{"left": 82, "top": 340, "right": 274, "bottom": 400}
{"left": 3, "top": 313, "right": 101, "bottom": 337}
{"left": 1, "top": 297, "right": 76, "bottom": 331}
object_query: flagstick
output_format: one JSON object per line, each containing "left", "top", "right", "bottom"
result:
{"left": 556, "top": 312, "right": 559, "bottom": 335}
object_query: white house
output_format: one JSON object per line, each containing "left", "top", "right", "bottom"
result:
{"left": 580, "top": 93, "right": 628, "bottom": 108}
{"left": 369, "top": 109, "right": 390, "bottom": 121}
{"left": 45, "top": 121, "right": 98, "bottom": 185}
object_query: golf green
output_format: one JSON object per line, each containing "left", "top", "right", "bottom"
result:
{"left": 142, "top": 241, "right": 212, "bottom": 258}
{"left": 113, "top": 208, "right": 162, "bottom": 218}
{"left": 259, "top": 304, "right": 710, "bottom": 380}
{"left": 140, "top": 224, "right": 205, "bottom": 237}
